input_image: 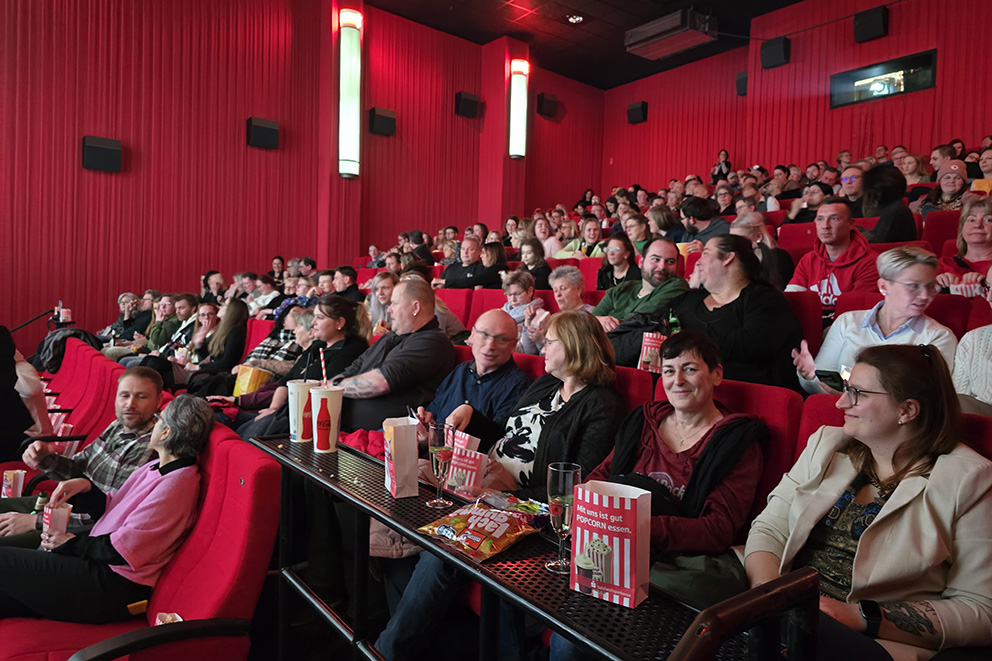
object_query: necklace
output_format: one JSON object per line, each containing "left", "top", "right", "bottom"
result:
{"left": 672, "top": 418, "right": 712, "bottom": 448}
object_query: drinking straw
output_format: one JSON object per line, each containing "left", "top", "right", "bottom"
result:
{"left": 320, "top": 348, "right": 327, "bottom": 384}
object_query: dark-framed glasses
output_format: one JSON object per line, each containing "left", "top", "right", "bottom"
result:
{"left": 841, "top": 382, "right": 886, "bottom": 406}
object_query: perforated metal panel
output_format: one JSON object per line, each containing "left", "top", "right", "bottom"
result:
{"left": 253, "top": 437, "right": 750, "bottom": 660}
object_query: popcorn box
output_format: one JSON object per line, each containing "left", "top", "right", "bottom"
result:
{"left": 638, "top": 332, "right": 667, "bottom": 374}
{"left": 571, "top": 480, "right": 651, "bottom": 608}
{"left": 446, "top": 446, "right": 488, "bottom": 491}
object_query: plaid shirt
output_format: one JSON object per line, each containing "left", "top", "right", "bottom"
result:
{"left": 36, "top": 418, "right": 155, "bottom": 529}
{"left": 245, "top": 329, "right": 301, "bottom": 363}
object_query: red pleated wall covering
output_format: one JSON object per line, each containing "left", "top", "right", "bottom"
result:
{"left": 1, "top": 0, "right": 323, "bottom": 354}
{"left": 600, "top": 48, "right": 748, "bottom": 194}
{"left": 525, "top": 67, "right": 604, "bottom": 213}
{"left": 361, "top": 7, "right": 481, "bottom": 250}
{"left": 744, "top": 0, "right": 992, "bottom": 167}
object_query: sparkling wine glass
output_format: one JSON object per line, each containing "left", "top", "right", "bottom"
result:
{"left": 545, "top": 462, "right": 580, "bottom": 574}
{"left": 426, "top": 423, "right": 453, "bottom": 509}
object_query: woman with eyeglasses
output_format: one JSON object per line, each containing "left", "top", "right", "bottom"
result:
{"left": 793, "top": 247, "right": 957, "bottom": 395}
{"left": 746, "top": 344, "right": 992, "bottom": 660}
{"left": 596, "top": 235, "right": 641, "bottom": 291}
{"left": 714, "top": 184, "right": 736, "bottom": 216}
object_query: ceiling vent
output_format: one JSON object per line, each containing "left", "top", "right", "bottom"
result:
{"left": 625, "top": 9, "right": 718, "bottom": 60}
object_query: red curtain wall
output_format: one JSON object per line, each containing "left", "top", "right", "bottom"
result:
{"left": 744, "top": 0, "right": 992, "bottom": 168}
{"left": 524, "top": 68, "right": 604, "bottom": 214}
{"left": 1, "top": 0, "right": 323, "bottom": 353}
{"left": 600, "top": 48, "right": 748, "bottom": 194}
{"left": 360, "top": 7, "right": 482, "bottom": 251}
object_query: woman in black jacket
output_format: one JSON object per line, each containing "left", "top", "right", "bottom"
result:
{"left": 665, "top": 234, "right": 804, "bottom": 393}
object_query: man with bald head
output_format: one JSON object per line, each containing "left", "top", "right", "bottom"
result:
{"left": 417, "top": 310, "right": 531, "bottom": 452}
{"left": 331, "top": 279, "right": 457, "bottom": 431}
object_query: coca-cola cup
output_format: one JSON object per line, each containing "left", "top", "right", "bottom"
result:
{"left": 2, "top": 470, "right": 26, "bottom": 498}
{"left": 287, "top": 379, "right": 320, "bottom": 442}
{"left": 310, "top": 386, "right": 344, "bottom": 453}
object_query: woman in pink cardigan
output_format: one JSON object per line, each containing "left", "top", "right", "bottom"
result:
{"left": 0, "top": 394, "right": 213, "bottom": 623}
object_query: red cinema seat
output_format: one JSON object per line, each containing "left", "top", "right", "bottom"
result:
{"left": 356, "top": 267, "right": 378, "bottom": 285}
{"left": 241, "top": 319, "right": 275, "bottom": 361}
{"left": 512, "top": 352, "right": 546, "bottom": 381}
{"left": 968, "top": 297, "right": 992, "bottom": 331}
{"left": 435, "top": 289, "right": 473, "bottom": 326}
{"left": 784, "top": 291, "right": 824, "bottom": 356}
{"left": 467, "top": 289, "right": 509, "bottom": 329}
{"left": 940, "top": 239, "right": 957, "bottom": 258}
{"left": 655, "top": 378, "right": 803, "bottom": 521}
{"left": 614, "top": 366, "right": 653, "bottom": 411}
{"left": 913, "top": 213, "right": 924, "bottom": 239}
{"left": 777, "top": 224, "right": 817, "bottom": 262}
{"left": 453, "top": 344, "right": 472, "bottom": 364}
{"left": 869, "top": 240, "right": 932, "bottom": 254}
{"left": 834, "top": 292, "right": 971, "bottom": 340}
{"left": 582, "top": 290, "right": 606, "bottom": 307}
{"left": 854, "top": 217, "right": 880, "bottom": 232}
{"left": 685, "top": 251, "right": 701, "bottom": 280}
{"left": 763, "top": 210, "right": 789, "bottom": 227}
{"left": 546, "top": 258, "right": 579, "bottom": 270}
{"left": 964, "top": 414, "right": 992, "bottom": 461}
{"left": 578, "top": 258, "right": 601, "bottom": 290}
{"left": 353, "top": 257, "right": 368, "bottom": 269}
{"left": 533, "top": 290, "right": 559, "bottom": 313}
{"left": 796, "top": 394, "right": 844, "bottom": 459}
{"left": 0, "top": 428, "right": 280, "bottom": 661}
{"left": 921, "top": 210, "right": 961, "bottom": 253}
{"left": 506, "top": 260, "right": 521, "bottom": 271}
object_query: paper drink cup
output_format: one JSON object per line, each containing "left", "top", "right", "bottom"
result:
{"left": 43, "top": 503, "right": 72, "bottom": 535}
{"left": 287, "top": 379, "right": 320, "bottom": 442}
{"left": 2, "top": 470, "right": 26, "bottom": 498}
{"left": 310, "top": 387, "right": 344, "bottom": 453}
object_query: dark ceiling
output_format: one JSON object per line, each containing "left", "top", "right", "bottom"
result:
{"left": 364, "top": 0, "right": 804, "bottom": 89}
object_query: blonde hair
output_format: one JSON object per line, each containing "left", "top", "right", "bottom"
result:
{"left": 876, "top": 245, "right": 938, "bottom": 281}
{"left": 546, "top": 310, "right": 615, "bottom": 387}
{"left": 957, "top": 194, "right": 992, "bottom": 257}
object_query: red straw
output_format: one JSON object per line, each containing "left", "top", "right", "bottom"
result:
{"left": 319, "top": 348, "right": 327, "bottom": 385}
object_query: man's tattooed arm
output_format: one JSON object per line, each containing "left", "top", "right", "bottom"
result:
{"left": 878, "top": 601, "right": 941, "bottom": 647}
{"left": 337, "top": 369, "right": 390, "bottom": 399}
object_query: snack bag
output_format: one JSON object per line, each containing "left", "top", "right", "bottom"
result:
{"left": 383, "top": 416, "right": 419, "bottom": 498}
{"left": 233, "top": 365, "right": 273, "bottom": 396}
{"left": 419, "top": 498, "right": 545, "bottom": 562}
{"left": 571, "top": 480, "right": 651, "bottom": 608}
{"left": 638, "top": 332, "right": 667, "bottom": 374}
{"left": 445, "top": 446, "right": 487, "bottom": 491}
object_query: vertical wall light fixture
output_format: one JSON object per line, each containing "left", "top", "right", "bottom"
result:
{"left": 508, "top": 58, "right": 530, "bottom": 160}
{"left": 338, "top": 8, "right": 363, "bottom": 178}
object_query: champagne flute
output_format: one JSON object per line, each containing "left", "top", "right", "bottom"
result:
{"left": 545, "top": 462, "right": 580, "bottom": 575}
{"left": 426, "top": 423, "right": 453, "bottom": 509}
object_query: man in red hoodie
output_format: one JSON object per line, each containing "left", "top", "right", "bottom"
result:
{"left": 785, "top": 197, "right": 878, "bottom": 308}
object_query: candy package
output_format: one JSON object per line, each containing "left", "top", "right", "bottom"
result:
{"left": 419, "top": 497, "right": 547, "bottom": 562}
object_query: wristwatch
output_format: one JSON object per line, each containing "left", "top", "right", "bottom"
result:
{"left": 859, "top": 600, "right": 882, "bottom": 638}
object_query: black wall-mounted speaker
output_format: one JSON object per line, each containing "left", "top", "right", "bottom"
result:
{"left": 369, "top": 108, "right": 396, "bottom": 136}
{"left": 246, "top": 117, "right": 279, "bottom": 149}
{"left": 761, "top": 37, "right": 791, "bottom": 69}
{"left": 454, "top": 91, "right": 479, "bottom": 118}
{"left": 536, "top": 93, "right": 558, "bottom": 117}
{"left": 854, "top": 6, "right": 889, "bottom": 43}
{"left": 736, "top": 71, "right": 748, "bottom": 97}
{"left": 81, "top": 136, "right": 122, "bottom": 172}
{"left": 627, "top": 101, "right": 648, "bottom": 125}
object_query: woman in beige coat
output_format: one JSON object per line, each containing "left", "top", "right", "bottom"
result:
{"left": 745, "top": 344, "right": 992, "bottom": 661}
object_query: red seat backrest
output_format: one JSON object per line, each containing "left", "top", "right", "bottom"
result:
{"left": 776, "top": 223, "right": 816, "bottom": 262}
{"left": 854, "top": 217, "right": 880, "bottom": 231}
{"left": 968, "top": 297, "right": 992, "bottom": 331}
{"left": 546, "top": 258, "right": 579, "bottom": 270}
{"left": 578, "top": 258, "right": 601, "bottom": 290}
{"left": 242, "top": 319, "right": 275, "bottom": 361}
{"left": 784, "top": 290, "right": 824, "bottom": 356}
{"left": 533, "top": 290, "right": 560, "bottom": 312}
{"left": 913, "top": 213, "right": 924, "bottom": 239}
{"left": 507, "top": 260, "right": 521, "bottom": 271}
{"left": 353, "top": 257, "right": 368, "bottom": 270}
{"left": 356, "top": 267, "right": 377, "bottom": 285}
{"left": 454, "top": 344, "right": 473, "bottom": 363}
{"left": 147, "top": 426, "right": 280, "bottom": 624}
{"left": 582, "top": 290, "right": 606, "bottom": 307}
{"left": 921, "top": 210, "right": 961, "bottom": 253}
{"left": 614, "top": 366, "right": 653, "bottom": 411}
{"left": 834, "top": 292, "right": 971, "bottom": 339}
{"left": 512, "top": 352, "right": 546, "bottom": 381}
{"left": 796, "top": 394, "right": 844, "bottom": 459}
{"left": 941, "top": 239, "right": 957, "bottom": 258}
{"left": 435, "top": 289, "right": 473, "bottom": 326}
{"left": 655, "top": 378, "right": 803, "bottom": 521}
{"left": 467, "top": 289, "right": 509, "bottom": 329}
{"left": 685, "top": 251, "right": 701, "bottom": 279}
{"left": 764, "top": 210, "right": 790, "bottom": 227}
{"left": 964, "top": 414, "right": 992, "bottom": 460}
{"left": 869, "top": 239, "right": 932, "bottom": 254}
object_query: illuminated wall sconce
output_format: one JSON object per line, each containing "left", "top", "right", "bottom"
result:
{"left": 338, "top": 9, "right": 363, "bottom": 178}
{"left": 508, "top": 58, "right": 530, "bottom": 160}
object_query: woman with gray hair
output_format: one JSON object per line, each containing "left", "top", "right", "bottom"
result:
{"left": 0, "top": 394, "right": 214, "bottom": 623}
{"left": 520, "top": 266, "right": 595, "bottom": 355}
{"left": 793, "top": 246, "right": 957, "bottom": 395}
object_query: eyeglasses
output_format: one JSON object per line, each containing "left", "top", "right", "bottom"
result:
{"left": 886, "top": 280, "right": 941, "bottom": 295}
{"left": 472, "top": 328, "right": 515, "bottom": 344}
{"left": 841, "top": 175, "right": 861, "bottom": 183}
{"left": 603, "top": 246, "right": 624, "bottom": 253}
{"left": 841, "top": 382, "right": 887, "bottom": 406}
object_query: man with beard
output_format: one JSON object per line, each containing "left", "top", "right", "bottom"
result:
{"left": 680, "top": 196, "right": 731, "bottom": 253}
{"left": 594, "top": 238, "right": 689, "bottom": 332}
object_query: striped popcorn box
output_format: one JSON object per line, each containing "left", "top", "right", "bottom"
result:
{"left": 570, "top": 480, "right": 651, "bottom": 608}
